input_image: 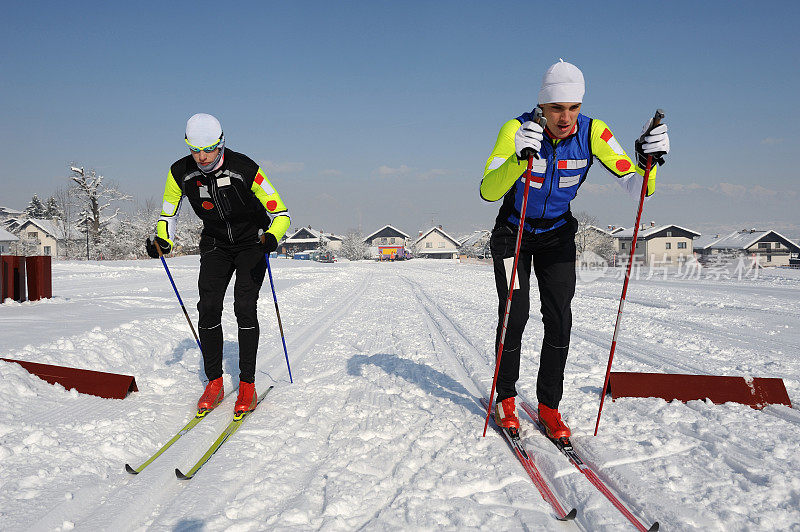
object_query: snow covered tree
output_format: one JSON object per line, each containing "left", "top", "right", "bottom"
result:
{"left": 44, "top": 196, "right": 62, "bottom": 219}
{"left": 68, "top": 164, "right": 131, "bottom": 255}
{"left": 25, "top": 195, "right": 47, "bottom": 219}
{"left": 575, "top": 211, "right": 614, "bottom": 261}
{"left": 339, "top": 229, "right": 369, "bottom": 261}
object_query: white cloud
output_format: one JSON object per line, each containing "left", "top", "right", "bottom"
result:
{"left": 417, "top": 168, "right": 450, "bottom": 180}
{"left": 260, "top": 160, "right": 305, "bottom": 174}
{"left": 713, "top": 183, "right": 747, "bottom": 197}
{"left": 761, "top": 137, "right": 784, "bottom": 145}
{"left": 580, "top": 183, "right": 615, "bottom": 194}
{"left": 375, "top": 164, "right": 414, "bottom": 178}
{"left": 320, "top": 169, "right": 343, "bottom": 176}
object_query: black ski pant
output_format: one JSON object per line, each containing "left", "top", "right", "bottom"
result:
{"left": 197, "top": 238, "right": 267, "bottom": 383}
{"left": 490, "top": 217, "right": 577, "bottom": 409}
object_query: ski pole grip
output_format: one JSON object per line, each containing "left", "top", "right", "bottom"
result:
{"left": 519, "top": 107, "right": 547, "bottom": 161}
{"left": 647, "top": 108, "right": 665, "bottom": 166}
{"left": 649, "top": 109, "right": 664, "bottom": 133}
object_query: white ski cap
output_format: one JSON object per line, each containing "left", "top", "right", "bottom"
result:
{"left": 185, "top": 113, "right": 223, "bottom": 148}
{"left": 538, "top": 59, "right": 585, "bottom": 104}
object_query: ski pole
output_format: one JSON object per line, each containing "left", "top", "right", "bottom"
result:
{"left": 261, "top": 233, "right": 293, "bottom": 383}
{"left": 594, "top": 109, "right": 664, "bottom": 436}
{"left": 483, "top": 108, "right": 546, "bottom": 437}
{"left": 156, "top": 243, "right": 202, "bottom": 352}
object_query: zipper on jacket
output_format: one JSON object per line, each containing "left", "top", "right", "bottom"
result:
{"left": 209, "top": 173, "right": 234, "bottom": 243}
{"left": 539, "top": 139, "right": 557, "bottom": 225}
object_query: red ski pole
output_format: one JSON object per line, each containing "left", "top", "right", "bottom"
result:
{"left": 483, "top": 108, "right": 546, "bottom": 437}
{"left": 593, "top": 109, "right": 664, "bottom": 436}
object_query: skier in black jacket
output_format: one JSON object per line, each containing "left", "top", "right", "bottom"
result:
{"left": 146, "top": 113, "right": 290, "bottom": 414}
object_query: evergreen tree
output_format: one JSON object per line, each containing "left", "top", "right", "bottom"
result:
{"left": 44, "top": 196, "right": 62, "bottom": 219}
{"left": 25, "top": 194, "right": 46, "bottom": 218}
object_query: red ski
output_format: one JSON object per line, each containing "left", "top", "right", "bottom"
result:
{"left": 520, "top": 401, "right": 659, "bottom": 531}
{"left": 481, "top": 398, "right": 577, "bottom": 522}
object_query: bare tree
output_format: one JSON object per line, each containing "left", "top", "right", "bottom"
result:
{"left": 68, "top": 165, "right": 131, "bottom": 255}
{"left": 52, "top": 185, "right": 80, "bottom": 259}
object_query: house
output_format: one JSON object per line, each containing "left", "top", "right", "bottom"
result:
{"left": 364, "top": 225, "right": 411, "bottom": 260}
{"left": 0, "top": 206, "right": 23, "bottom": 223}
{"left": 575, "top": 225, "right": 615, "bottom": 260}
{"left": 0, "top": 227, "right": 19, "bottom": 254}
{"left": 415, "top": 226, "right": 460, "bottom": 259}
{"left": 282, "top": 226, "right": 343, "bottom": 254}
{"left": 283, "top": 226, "right": 323, "bottom": 253}
{"left": 694, "top": 229, "right": 800, "bottom": 268}
{"left": 611, "top": 223, "right": 700, "bottom": 265}
{"left": 15, "top": 218, "right": 63, "bottom": 257}
{"left": 457, "top": 230, "right": 491, "bottom": 259}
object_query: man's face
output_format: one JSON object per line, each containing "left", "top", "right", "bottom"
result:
{"left": 541, "top": 102, "right": 581, "bottom": 138}
{"left": 191, "top": 147, "right": 220, "bottom": 166}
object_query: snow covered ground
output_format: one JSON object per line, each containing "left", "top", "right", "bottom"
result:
{"left": 1, "top": 257, "right": 798, "bottom": 531}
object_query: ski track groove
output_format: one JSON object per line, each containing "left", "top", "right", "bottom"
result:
{"left": 398, "top": 274, "right": 589, "bottom": 530}
{"left": 30, "top": 269, "right": 373, "bottom": 531}
{"left": 399, "top": 272, "right": 676, "bottom": 531}
{"left": 140, "top": 271, "right": 374, "bottom": 527}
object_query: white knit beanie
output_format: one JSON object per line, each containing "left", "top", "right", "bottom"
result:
{"left": 185, "top": 113, "right": 224, "bottom": 148}
{"left": 538, "top": 59, "right": 585, "bottom": 104}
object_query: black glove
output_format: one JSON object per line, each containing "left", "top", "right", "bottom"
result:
{"left": 261, "top": 232, "right": 278, "bottom": 254}
{"left": 145, "top": 236, "right": 172, "bottom": 258}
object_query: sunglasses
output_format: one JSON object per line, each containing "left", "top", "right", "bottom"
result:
{"left": 185, "top": 134, "right": 223, "bottom": 153}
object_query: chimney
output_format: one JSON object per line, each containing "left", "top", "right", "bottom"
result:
{"left": 650, "top": 221, "right": 655, "bottom": 227}
{"left": 418, "top": 231, "right": 423, "bottom": 237}
{"left": 438, "top": 225, "right": 443, "bottom": 229}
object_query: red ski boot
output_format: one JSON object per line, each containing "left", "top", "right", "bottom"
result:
{"left": 197, "top": 377, "right": 224, "bottom": 412}
{"left": 494, "top": 397, "right": 520, "bottom": 430}
{"left": 234, "top": 381, "right": 258, "bottom": 414}
{"left": 538, "top": 403, "right": 571, "bottom": 440}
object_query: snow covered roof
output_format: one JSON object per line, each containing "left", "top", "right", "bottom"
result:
{"left": 415, "top": 226, "right": 460, "bottom": 247}
{"left": 284, "top": 226, "right": 341, "bottom": 243}
{"left": 364, "top": 225, "right": 411, "bottom": 242}
{"left": 0, "top": 206, "right": 23, "bottom": 215}
{"left": 612, "top": 224, "right": 700, "bottom": 239}
{"left": 697, "top": 230, "right": 800, "bottom": 252}
{"left": 585, "top": 225, "right": 611, "bottom": 235}
{"left": 0, "top": 227, "right": 18, "bottom": 242}
{"left": 457, "top": 230, "right": 490, "bottom": 247}
{"left": 18, "top": 218, "right": 65, "bottom": 239}
{"left": 692, "top": 234, "right": 725, "bottom": 250}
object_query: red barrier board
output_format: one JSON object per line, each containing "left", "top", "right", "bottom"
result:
{"left": 1, "top": 256, "right": 27, "bottom": 302}
{"left": 609, "top": 372, "right": 792, "bottom": 409}
{"left": 1, "top": 358, "right": 138, "bottom": 399}
{"left": 25, "top": 255, "right": 52, "bottom": 300}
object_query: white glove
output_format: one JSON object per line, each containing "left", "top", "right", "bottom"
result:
{"left": 514, "top": 120, "right": 544, "bottom": 159}
{"left": 635, "top": 119, "right": 669, "bottom": 167}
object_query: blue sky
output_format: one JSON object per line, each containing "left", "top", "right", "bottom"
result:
{"left": 2, "top": 1, "right": 798, "bottom": 238}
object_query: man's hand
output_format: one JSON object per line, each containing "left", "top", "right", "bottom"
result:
{"left": 145, "top": 236, "right": 172, "bottom": 258}
{"left": 635, "top": 119, "right": 669, "bottom": 168}
{"left": 514, "top": 120, "right": 544, "bottom": 159}
{"left": 259, "top": 229, "right": 278, "bottom": 254}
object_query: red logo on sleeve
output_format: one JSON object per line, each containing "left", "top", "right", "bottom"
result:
{"left": 266, "top": 200, "right": 278, "bottom": 211}
{"left": 616, "top": 160, "right": 631, "bottom": 172}
{"left": 202, "top": 201, "right": 214, "bottom": 210}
